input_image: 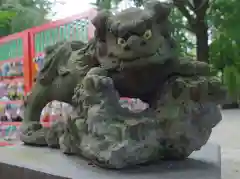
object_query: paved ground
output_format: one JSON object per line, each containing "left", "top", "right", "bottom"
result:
{"left": 210, "top": 109, "right": 240, "bottom": 179}
{"left": 0, "top": 109, "right": 240, "bottom": 178}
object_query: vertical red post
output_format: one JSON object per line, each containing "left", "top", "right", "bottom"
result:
{"left": 22, "top": 30, "right": 33, "bottom": 94}
{"left": 24, "top": 8, "right": 97, "bottom": 92}
{"left": 28, "top": 30, "right": 37, "bottom": 86}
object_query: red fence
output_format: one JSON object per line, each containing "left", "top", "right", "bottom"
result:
{"left": 0, "top": 8, "right": 97, "bottom": 95}
{"left": 0, "top": 9, "right": 151, "bottom": 144}
{"left": 0, "top": 30, "right": 30, "bottom": 96}
{"left": 0, "top": 9, "right": 97, "bottom": 145}
{"left": 28, "top": 9, "right": 97, "bottom": 90}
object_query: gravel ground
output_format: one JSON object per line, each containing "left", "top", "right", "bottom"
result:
{"left": 210, "top": 109, "right": 240, "bottom": 179}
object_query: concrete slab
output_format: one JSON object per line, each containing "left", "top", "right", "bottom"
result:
{"left": 0, "top": 143, "right": 221, "bottom": 179}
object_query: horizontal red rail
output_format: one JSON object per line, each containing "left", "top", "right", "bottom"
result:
{"left": 0, "top": 76, "right": 24, "bottom": 82}
{"left": 30, "top": 9, "right": 97, "bottom": 34}
{"left": 0, "top": 57, "right": 23, "bottom": 64}
{"left": 0, "top": 100, "right": 22, "bottom": 105}
{"left": 0, "top": 30, "right": 28, "bottom": 44}
{"left": 0, "top": 122, "right": 50, "bottom": 127}
{"left": 0, "top": 122, "right": 22, "bottom": 126}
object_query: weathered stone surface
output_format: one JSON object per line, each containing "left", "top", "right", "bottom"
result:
{"left": 153, "top": 76, "right": 223, "bottom": 160}
{"left": 19, "top": 0, "right": 226, "bottom": 169}
{"left": 0, "top": 143, "right": 221, "bottom": 179}
{"left": 63, "top": 69, "right": 223, "bottom": 168}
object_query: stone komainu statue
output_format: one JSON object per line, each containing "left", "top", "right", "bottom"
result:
{"left": 19, "top": 1, "right": 226, "bottom": 169}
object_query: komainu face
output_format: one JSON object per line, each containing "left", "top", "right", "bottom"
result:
{"left": 105, "top": 8, "right": 165, "bottom": 60}
{"left": 92, "top": 1, "right": 173, "bottom": 66}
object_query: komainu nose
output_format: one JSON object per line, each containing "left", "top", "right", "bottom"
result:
{"left": 124, "top": 45, "right": 131, "bottom": 51}
{"left": 140, "top": 40, "right": 146, "bottom": 46}
{"left": 127, "top": 35, "right": 146, "bottom": 52}
{"left": 127, "top": 36, "right": 141, "bottom": 46}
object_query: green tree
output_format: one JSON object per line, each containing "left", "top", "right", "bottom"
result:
{"left": 209, "top": 0, "right": 240, "bottom": 98}
{"left": 169, "top": 7, "right": 195, "bottom": 57}
{"left": 92, "top": 0, "right": 121, "bottom": 9}
{"left": 0, "top": 6, "right": 17, "bottom": 36}
{"left": 0, "top": 0, "right": 57, "bottom": 37}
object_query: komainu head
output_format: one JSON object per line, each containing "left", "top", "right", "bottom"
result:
{"left": 92, "top": 1, "right": 173, "bottom": 62}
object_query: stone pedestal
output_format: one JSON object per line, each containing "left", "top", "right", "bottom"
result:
{"left": 0, "top": 143, "right": 221, "bottom": 179}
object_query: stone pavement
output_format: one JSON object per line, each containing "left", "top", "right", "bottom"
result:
{"left": 0, "top": 143, "right": 221, "bottom": 179}
{"left": 210, "top": 109, "right": 240, "bottom": 179}
{"left": 0, "top": 109, "right": 239, "bottom": 178}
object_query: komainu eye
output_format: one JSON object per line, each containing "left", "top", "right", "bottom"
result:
{"left": 143, "top": 30, "right": 152, "bottom": 40}
{"left": 117, "top": 38, "right": 127, "bottom": 46}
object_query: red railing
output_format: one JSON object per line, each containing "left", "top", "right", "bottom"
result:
{"left": 28, "top": 9, "right": 97, "bottom": 91}
{"left": 0, "top": 30, "right": 31, "bottom": 94}
{"left": 0, "top": 9, "right": 97, "bottom": 143}
{"left": 0, "top": 8, "right": 97, "bottom": 94}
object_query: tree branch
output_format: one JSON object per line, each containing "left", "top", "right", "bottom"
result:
{"left": 173, "top": 1, "right": 195, "bottom": 25}
{"left": 175, "top": 23, "right": 195, "bottom": 33}
{"left": 193, "top": 0, "right": 209, "bottom": 16}
{"left": 186, "top": 1, "right": 195, "bottom": 11}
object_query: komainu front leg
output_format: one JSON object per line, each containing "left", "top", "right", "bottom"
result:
{"left": 154, "top": 75, "right": 226, "bottom": 160}
{"left": 72, "top": 67, "right": 162, "bottom": 168}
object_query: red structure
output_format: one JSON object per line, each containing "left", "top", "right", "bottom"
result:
{"left": 0, "top": 30, "right": 30, "bottom": 95}
{"left": 0, "top": 8, "right": 97, "bottom": 94}
{"left": 28, "top": 9, "right": 97, "bottom": 90}
{"left": 0, "top": 9, "right": 97, "bottom": 143}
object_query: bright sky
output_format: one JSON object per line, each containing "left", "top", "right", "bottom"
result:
{"left": 51, "top": 0, "right": 134, "bottom": 20}
{"left": 52, "top": 0, "right": 94, "bottom": 20}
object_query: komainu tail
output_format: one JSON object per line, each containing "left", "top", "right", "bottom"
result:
{"left": 37, "top": 41, "right": 86, "bottom": 86}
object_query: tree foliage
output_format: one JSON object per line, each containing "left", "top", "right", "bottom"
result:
{"left": 209, "top": 0, "right": 240, "bottom": 97}
{"left": 169, "top": 8, "right": 195, "bottom": 57}
{"left": 91, "top": 0, "right": 122, "bottom": 10}
{"left": 0, "top": 0, "right": 57, "bottom": 37}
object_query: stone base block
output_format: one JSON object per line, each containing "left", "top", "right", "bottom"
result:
{"left": 0, "top": 143, "right": 221, "bottom": 179}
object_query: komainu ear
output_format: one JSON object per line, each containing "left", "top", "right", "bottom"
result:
{"left": 91, "top": 10, "right": 111, "bottom": 42}
{"left": 144, "top": 1, "right": 172, "bottom": 23}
